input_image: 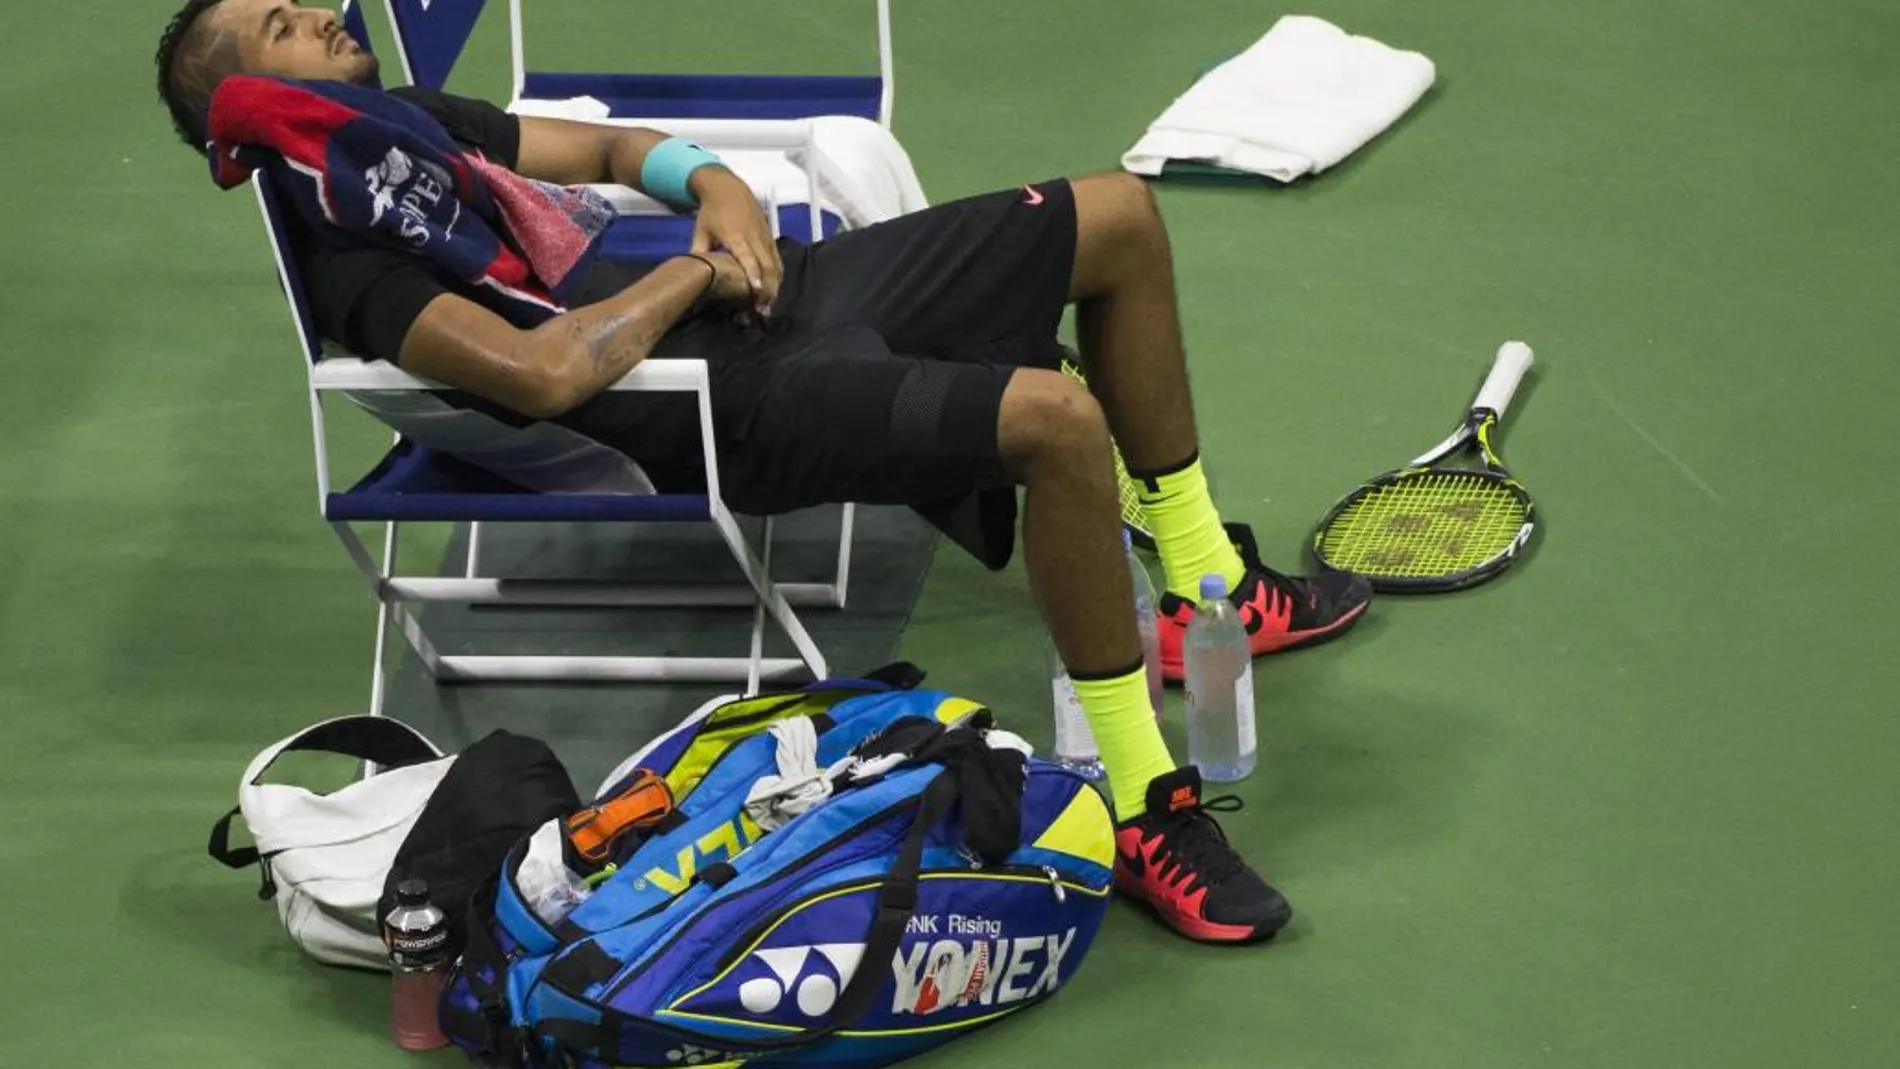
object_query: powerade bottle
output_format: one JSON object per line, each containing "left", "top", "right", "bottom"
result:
{"left": 1184, "top": 573, "right": 1257, "bottom": 782}
{"left": 384, "top": 878, "right": 450, "bottom": 1051}
{"left": 1124, "top": 530, "right": 1164, "bottom": 721}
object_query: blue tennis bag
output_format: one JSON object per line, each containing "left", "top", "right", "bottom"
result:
{"left": 442, "top": 669, "right": 1116, "bottom": 1069}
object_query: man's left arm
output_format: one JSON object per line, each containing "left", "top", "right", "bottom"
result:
{"left": 514, "top": 116, "right": 781, "bottom": 314}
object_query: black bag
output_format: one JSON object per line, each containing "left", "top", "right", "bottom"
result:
{"left": 379, "top": 729, "right": 580, "bottom": 958}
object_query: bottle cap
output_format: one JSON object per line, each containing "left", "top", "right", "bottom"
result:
{"left": 1199, "top": 573, "right": 1228, "bottom": 601}
{"left": 395, "top": 878, "right": 431, "bottom": 906}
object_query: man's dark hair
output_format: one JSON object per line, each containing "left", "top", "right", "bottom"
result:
{"left": 155, "top": 0, "right": 239, "bottom": 153}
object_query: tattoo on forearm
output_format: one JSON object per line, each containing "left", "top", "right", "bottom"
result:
{"left": 560, "top": 262, "right": 704, "bottom": 376}
{"left": 583, "top": 314, "right": 635, "bottom": 368}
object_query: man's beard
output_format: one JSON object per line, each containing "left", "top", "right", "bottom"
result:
{"left": 346, "top": 53, "right": 382, "bottom": 86}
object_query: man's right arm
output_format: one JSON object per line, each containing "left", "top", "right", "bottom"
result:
{"left": 397, "top": 253, "right": 744, "bottom": 419}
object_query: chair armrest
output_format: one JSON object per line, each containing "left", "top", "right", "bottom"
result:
{"left": 312, "top": 357, "right": 709, "bottom": 393}
{"left": 583, "top": 183, "right": 670, "bottom": 216}
{"left": 582, "top": 173, "right": 789, "bottom": 239}
{"left": 576, "top": 117, "right": 819, "bottom": 153}
{"left": 577, "top": 120, "right": 823, "bottom": 218}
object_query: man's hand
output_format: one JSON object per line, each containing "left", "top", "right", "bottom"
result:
{"left": 688, "top": 250, "right": 759, "bottom": 307}
{"left": 688, "top": 166, "right": 782, "bottom": 317}
{"left": 513, "top": 120, "right": 782, "bottom": 315}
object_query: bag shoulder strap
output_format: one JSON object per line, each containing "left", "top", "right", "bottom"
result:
{"left": 242, "top": 715, "right": 444, "bottom": 786}
{"left": 208, "top": 715, "right": 444, "bottom": 870}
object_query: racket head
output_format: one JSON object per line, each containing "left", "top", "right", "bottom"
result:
{"left": 1310, "top": 463, "right": 1536, "bottom": 592}
{"left": 1114, "top": 450, "right": 1155, "bottom": 551}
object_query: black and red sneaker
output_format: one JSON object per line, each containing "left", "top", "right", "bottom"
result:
{"left": 1113, "top": 766, "right": 1291, "bottom": 944}
{"left": 1157, "top": 522, "right": 1372, "bottom": 682}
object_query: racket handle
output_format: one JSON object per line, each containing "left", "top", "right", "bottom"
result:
{"left": 1471, "top": 341, "right": 1535, "bottom": 420}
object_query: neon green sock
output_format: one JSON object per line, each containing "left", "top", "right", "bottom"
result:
{"left": 1071, "top": 663, "right": 1175, "bottom": 821}
{"left": 1133, "top": 454, "right": 1247, "bottom": 601}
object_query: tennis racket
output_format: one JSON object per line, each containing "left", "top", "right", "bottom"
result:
{"left": 1060, "top": 355, "right": 1154, "bottom": 550}
{"left": 1309, "top": 341, "right": 1539, "bottom": 592}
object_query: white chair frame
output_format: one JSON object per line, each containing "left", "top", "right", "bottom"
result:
{"left": 253, "top": 120, "right": 856, "bottom": 713}
{"left": 492, "top": 0, "right": 897, "bottom": 128}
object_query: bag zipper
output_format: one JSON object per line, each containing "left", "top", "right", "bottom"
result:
{"left": 1042, "top": 865, "right": 1066, "bottom": 905}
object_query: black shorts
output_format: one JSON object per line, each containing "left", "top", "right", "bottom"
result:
{"left": 559, "top": 178, "right": 1079, "bottom": 566}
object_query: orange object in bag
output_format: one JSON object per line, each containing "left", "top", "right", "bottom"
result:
{"left": 563, "top": 770, "right": 674, "bottom": 862}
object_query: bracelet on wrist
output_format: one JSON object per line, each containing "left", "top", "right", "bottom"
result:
{"left": 685, "top": 254, "right": 719, "bottom": 309}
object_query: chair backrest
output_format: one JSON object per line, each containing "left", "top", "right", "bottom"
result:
{"left": 381, "top": 0, "right": 894, "bottom": 126}
{"left": 253, "top": 178, "right": 327, "bottom": 367}
{"left": 250, "top": 180, "right": 663, "bottom": 500}
{"left": 379, "top": 0, "right": 487, "bottom": 96}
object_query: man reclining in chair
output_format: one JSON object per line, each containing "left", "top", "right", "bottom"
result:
{"left": 156, "top": 0, "right": 1373, "bottom": 945}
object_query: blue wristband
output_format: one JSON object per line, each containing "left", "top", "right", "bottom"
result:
{"left": 640, "top": 137, "right": 724, "bottom": 210}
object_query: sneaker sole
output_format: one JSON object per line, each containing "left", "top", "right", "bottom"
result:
{"left": 1113, "top": 871, "right": 1290, "bottom": 944}
{"left": 1159, "top": 599, "right": 1372, "bottom": 682}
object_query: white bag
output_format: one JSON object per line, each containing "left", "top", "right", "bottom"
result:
{"left": 208, "top": 715, "right": 455, "bottom": 970}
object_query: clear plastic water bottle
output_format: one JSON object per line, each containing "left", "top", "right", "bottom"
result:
{"left": 1049, "top": 642, "right": 1109, "bottom": 802}
{"left": 384, "top": 878, "right": 450, "bottom": 1051}
{"left": 1124, "top": 530, "right": 1164, "bottom": 721}
{"left": 1184, "top": 573, "right": 1257, "bottom": 782}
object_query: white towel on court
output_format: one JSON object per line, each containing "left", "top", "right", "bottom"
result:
{"left": 1122, "top": 15, "right": 1436, "bottom": 183}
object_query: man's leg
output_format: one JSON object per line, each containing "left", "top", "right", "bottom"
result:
{"left": 1064, "top": 172, "right": 1199, "bottom": 475}
{"left": 1002, "top": 173, "right": 1375, "bottom": 945}
{"left": 743, "top": 175, "right": 1354, "bottom": 943}
{"left": 1062, "top": 172, "right": 1373, "bottom": 678}
{"left": 994, "top": 369, "right": 1176, "bottom": 802}
{"left": 991, "top": 365, "right": 1291, "bottom": 944}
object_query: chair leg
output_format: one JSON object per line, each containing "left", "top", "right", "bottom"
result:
{"left": 334, "top": 508, "right": 830, "bottom": 689}
{"left": 710, "top": 505, "right": 828, "bottom": 685}
{"left": 335, "top": 518, "right": 445, "bottom": 710}
{"left": 834, "top": 503, "right": 856, "bottom": 610}
{"left": 465, "top": 521, "right": 484, "bottom": 578}
{"left": 367, "top": 520, "right": 398, "bottom": 720}
{"left": 746, "top": 516, "right": 773, "bottom": 696}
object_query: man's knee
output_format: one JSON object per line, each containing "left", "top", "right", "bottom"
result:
{"left": 1068, "top": 172, "right": 1168, "bottom": 299}
{"left": 1074, "top": 172, "right": 1164, "bottom": 245}
{"left": 997, "top": 368, "right": 1113, "bottom": 477}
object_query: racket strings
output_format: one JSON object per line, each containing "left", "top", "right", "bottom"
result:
{"left": 1319, "top": 473, "right": 1529, "bottom": 578}
{"left": 1063, "top": 357, "right": 1150, "bottom": 539}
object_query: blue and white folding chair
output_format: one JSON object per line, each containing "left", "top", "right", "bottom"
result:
{"left": 380, "top": 0, "right": 892, "bottom": 125}
{"left": 250, "top": 154, "right": 851, "bottom": 713}
{"left": 503, "top": 0, "right": 892, "bottom": 128}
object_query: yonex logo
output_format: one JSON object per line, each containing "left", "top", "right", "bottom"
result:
{"left": 737, "top": 943, "right": 866, "bottom": 1017}
{"left": 891, "top": 928, "right": 1077, "bottom": 1015}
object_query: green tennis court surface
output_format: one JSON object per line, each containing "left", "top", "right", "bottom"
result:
{"left": 2, "top": 1, "right": 1895, "bottom": 1066}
